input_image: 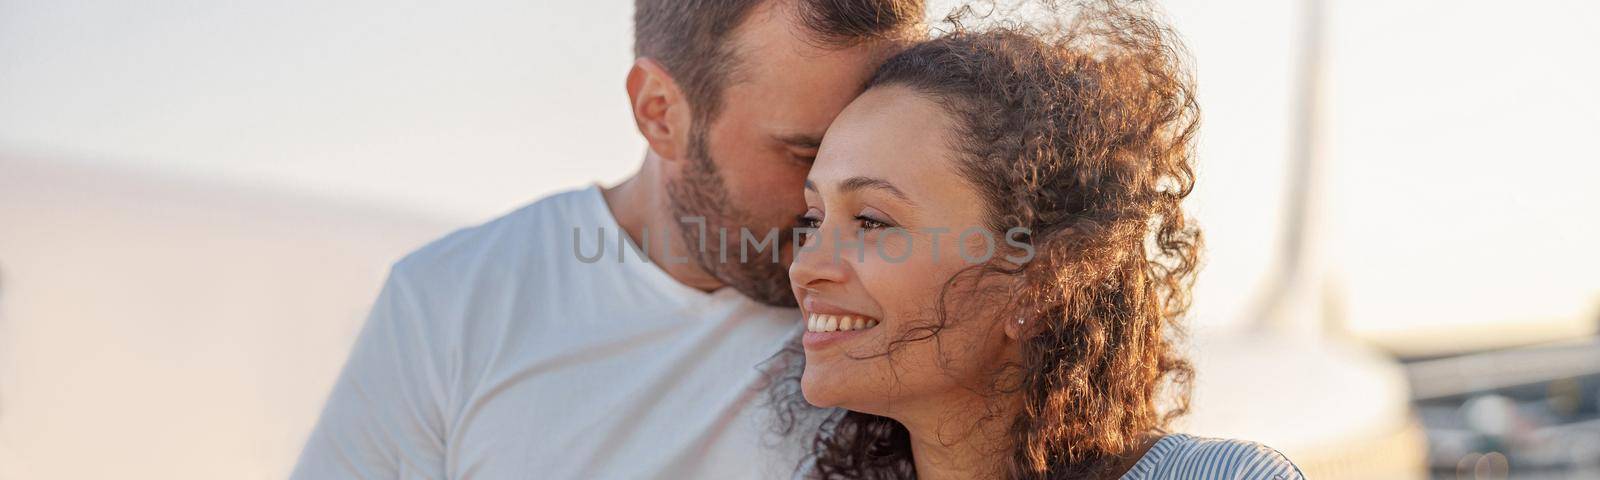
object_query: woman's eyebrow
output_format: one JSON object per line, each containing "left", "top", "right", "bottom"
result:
{"left": 839, "top": 176, "right": 916, "bottom": 206}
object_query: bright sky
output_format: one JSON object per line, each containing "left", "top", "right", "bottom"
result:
{"left": 2, "top": 0, "right": 1597, "bottom": 339}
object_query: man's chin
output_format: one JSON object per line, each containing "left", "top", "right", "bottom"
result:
{"left": 732, "top": 284, "right": 798, "bottom": 307}
{"left": 717, "top": 265, "right": 797, "bottom": 307}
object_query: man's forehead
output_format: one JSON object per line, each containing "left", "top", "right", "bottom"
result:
{"left": 721, "top": 5, "right": 904, "bottom": 141}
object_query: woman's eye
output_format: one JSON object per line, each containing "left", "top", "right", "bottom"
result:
{"left": 795, "top": 213, "right": 822, "bottom": 245}
{"left": 855, "top": 215, "right": 889, "bottom": 230}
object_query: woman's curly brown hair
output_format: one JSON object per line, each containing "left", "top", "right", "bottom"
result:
{"left": 766, "top": 1, "right": 1203, "bottom": 478}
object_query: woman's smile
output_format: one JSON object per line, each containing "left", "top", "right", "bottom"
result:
{"left": 799, "top": 296, "right": 883, "bottom": 350}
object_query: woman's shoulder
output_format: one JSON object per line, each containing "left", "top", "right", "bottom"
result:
{"left": 1120, "top": 433, "right": 1305, "bottom": 480}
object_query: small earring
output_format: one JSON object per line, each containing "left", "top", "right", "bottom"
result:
{"left": 1016, "top": 318, "right": 1025, "bottom": 324}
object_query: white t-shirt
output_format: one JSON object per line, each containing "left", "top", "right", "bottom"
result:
{"left": 292, "top": 186, "right": 815, "bottom": 479}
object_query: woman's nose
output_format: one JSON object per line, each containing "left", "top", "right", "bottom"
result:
{"left": 789, "top": 228, "right": 851, "bottom": 288}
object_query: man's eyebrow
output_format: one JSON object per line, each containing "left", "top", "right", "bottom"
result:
{"left": 775, "top": 133, "right": 822, "bottom": 149}
{"left": 839, "top": 176, "right": 915, "bottom": 205}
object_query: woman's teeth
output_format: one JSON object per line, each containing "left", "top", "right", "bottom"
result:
{"left": 806, "top": 313, "right": 880, "bottom": 333}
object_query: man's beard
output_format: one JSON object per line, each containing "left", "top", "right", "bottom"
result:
{"left": 665, "top": 125, "right": 798, "bottom": 307}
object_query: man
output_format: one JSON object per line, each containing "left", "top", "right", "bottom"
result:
{"left": 291, "top": 0, "right": 923, "bottom": 478}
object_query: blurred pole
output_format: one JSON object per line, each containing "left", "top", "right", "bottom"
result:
{"left": 1250, "top": 0, "right": 1338, "bottom": 335}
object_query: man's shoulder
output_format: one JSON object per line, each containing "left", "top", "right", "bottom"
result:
{"left": 389, "top": 186, "right": 601, "bottom": 286}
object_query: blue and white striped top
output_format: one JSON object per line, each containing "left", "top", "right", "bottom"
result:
{"left": 1120, "top": 433, "right": 1305, "bottom": 479}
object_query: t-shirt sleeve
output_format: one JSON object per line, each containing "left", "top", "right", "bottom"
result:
{"left": 291, "top": 269, "right": 450, "bottom": 480}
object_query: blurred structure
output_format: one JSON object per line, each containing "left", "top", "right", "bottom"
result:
{"left": 1407, "top": 338, "right": 1600, "bottom": 479}
{"left": 1182, "top": 2, "right": 1600, "bottom": 479}
{"left": 1178, "top": 0, "right": 1427, "bottom": 477}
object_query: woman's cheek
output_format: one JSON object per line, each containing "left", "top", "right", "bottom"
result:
{"left": 859, "top": 243, "right": 952, "bottom": 320}
{"left": 864, "top": 228, "right": 916, "bottom": 265}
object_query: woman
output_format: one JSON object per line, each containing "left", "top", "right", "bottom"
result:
{"left": 774, "top": 2, "right": 1305, "bottom": 479}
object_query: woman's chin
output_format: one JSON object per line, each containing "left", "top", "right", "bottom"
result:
{"left": 799, "top": 367, "right": 846, "bottom": 408}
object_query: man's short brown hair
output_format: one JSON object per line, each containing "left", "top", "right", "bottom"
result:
{"left": 633, "top": 0, "right": 924, "bottom": 123}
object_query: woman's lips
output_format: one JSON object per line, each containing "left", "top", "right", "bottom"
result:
{"left": 802, "top": 329, "right": 865, "bottom": 350}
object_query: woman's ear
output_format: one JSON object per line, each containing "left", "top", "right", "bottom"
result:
{"left": 1004, "top": 314, "right": 1027, "bottom": 341}
{"left": 1001, "top": 282, "right": 1034, "bottom": 341}
{"left": 626, "top": 58, "right": 692, "bottom": 162}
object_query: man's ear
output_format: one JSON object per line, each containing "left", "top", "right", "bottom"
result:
{"left": 626, "top": 58, "right": 692, "bottom": 162}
